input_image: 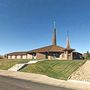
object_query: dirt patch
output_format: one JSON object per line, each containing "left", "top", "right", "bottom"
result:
{"left": 69, "top": 60, "right": 90, "bottom": 82}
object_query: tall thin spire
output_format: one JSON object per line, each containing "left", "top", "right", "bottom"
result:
{"left": 54, "top": 21, "right": 56, "bottom": 29}
{"left": 66, "top": 31, "right": 70, "bottom": 48}
{"left": 52, "top": 21, "right": 57, "bottom": 45}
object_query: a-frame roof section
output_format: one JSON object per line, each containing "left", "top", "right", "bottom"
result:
{"left": 28, "top": 45, "right": 65, "bottom": 53}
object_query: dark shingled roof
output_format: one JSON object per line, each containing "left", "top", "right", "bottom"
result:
{"left": 7, "top": 52, "right": 27, "bottom": 56}
{"left": 6, "top": 45, "right": 75, "bottom": 56}
{"left": 63, "top": 48, "right": 75, "bottom": 51}
{"left": 27, "top": 45, "right": 65, "bottom": 53}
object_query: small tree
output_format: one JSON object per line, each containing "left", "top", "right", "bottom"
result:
{"left": 0, "top": 55, "right": 4, "bottom": 59}
{"left": 86, "top": 51, "right": 90, "bottom": 60}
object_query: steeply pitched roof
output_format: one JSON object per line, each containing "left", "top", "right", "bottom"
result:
{"left": 66, "top": 37, "right": 70, "bottom": 48}
{"left": 64, "top": 36, "right": 75, "bottom": 51}
{"left": 28, "top": 45, "right": 65, "bottom": 53}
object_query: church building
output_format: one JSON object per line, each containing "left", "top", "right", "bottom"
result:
{"left": 6, "top": 23, "right": 81, "bottom": 60}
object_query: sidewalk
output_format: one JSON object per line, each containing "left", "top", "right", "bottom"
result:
{"left": 0, "top": 70, "right": 90, "bottom": 90}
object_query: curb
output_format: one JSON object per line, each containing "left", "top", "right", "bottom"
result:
{"left": 0, "top": 70, "right": 90, "bottom": 90}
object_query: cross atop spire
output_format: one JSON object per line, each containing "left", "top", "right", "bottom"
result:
{"left": 66, "top": 31, "right": 70, "bottom": 48}
{"left": 52, "top": 21, "right": 57, "bottom": 45}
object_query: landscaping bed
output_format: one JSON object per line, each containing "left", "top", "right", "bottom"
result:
{"left": 20, "top": 60, "right": 86, "bottom": 80}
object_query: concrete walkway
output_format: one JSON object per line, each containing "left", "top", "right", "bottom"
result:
{"left": 0, "top": 70, "right": 90, "bottom": 90}
{"left": 8, "top": 60, "right": 38, "bottom": 71}
{"left": 8, "top": 63, "right": 27, "bottom": 71}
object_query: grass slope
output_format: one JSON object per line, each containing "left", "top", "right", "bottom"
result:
{"left": 0, "top": 59, "right": 30, "bottom": 70}
{"left": 20, "top": 60, "right": 86, "bottom": 80}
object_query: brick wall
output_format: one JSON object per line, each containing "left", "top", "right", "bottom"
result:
{"left": 36, "top": 53, "right": 46, "bottom": 59}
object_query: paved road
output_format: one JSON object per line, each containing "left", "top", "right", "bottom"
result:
{"left": 0, "top": 76, "right": 75, "bottom": 90}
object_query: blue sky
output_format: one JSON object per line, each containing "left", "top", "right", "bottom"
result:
{"left": 0, "top": 0, "right": 90, "bottom": 54}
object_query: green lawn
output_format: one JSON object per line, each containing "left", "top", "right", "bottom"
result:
{"left": 0, "top": 59, "right": 30, "bottom": 70}
{"left": 20, "top": 60, "right": 86, "bottom": 80}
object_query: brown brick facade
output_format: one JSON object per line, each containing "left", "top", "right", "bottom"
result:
{"left": 36, "top": 53, "right": 46, "bottom": 59}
